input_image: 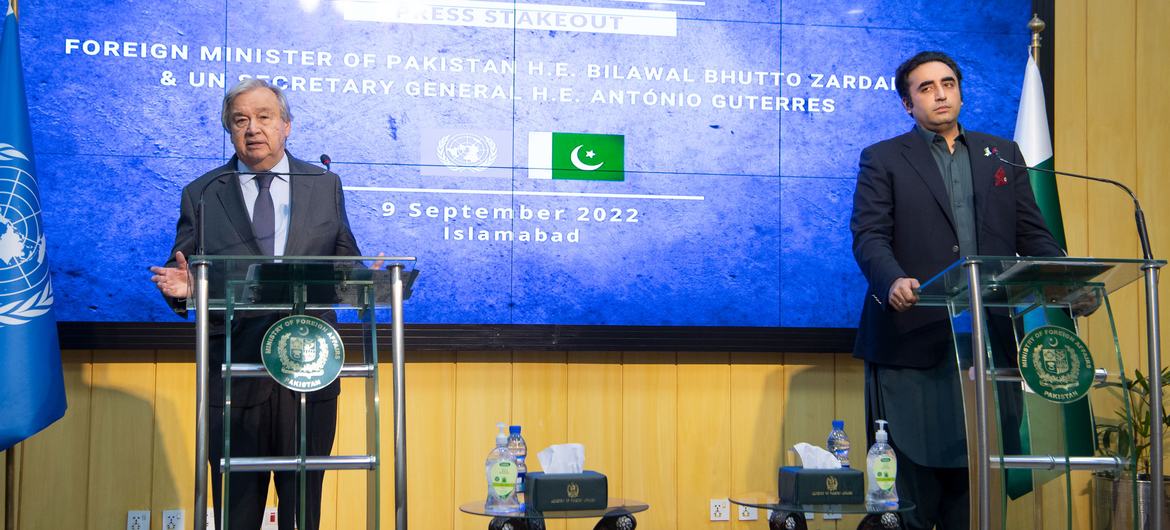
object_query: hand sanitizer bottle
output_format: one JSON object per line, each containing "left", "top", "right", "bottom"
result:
{"left": 865, "top": 419, "right": 898, "bottom": 510}
{"left": 485, "top": 422, "right": 520, "bottom": 514}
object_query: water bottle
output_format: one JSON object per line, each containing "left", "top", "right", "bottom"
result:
{"left": 827, "top": 419, "right": 851, "bottom": 468}
{"left": 507, "top": 425, "right": 528, "bottom": 512}
{"left": 865, "top": 419, "right": 899, "bottom": 509}
{"left": 485, "top": 422, "right": 521, "bottom": 514}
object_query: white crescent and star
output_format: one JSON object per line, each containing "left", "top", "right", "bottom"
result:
{"left": 570, "top": 145, "right": 603, "bottom": 171}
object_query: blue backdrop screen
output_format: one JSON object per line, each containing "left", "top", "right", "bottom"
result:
{"left": 19, "top": 0, "right": 1030, "bottom": 326}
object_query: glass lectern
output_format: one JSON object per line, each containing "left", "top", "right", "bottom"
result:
{"left": 187, "top": 255, "right": 417, "bottom": 530}
{"left": 918, "top": 256, "right": 1164, "bottom": 530}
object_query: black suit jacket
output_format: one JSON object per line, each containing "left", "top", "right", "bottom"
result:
{"left": 164, "top": 152, "right": 361, "bottom": 406}
{"left": 850, "top": 129, "right": 1062, "bottom": 368}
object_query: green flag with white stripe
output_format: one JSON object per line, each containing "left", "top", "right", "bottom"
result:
{"left": 529, "top": 132, "right": 624, "bottom": 181}
{"left": 1007, "top": 53, "right": 1094, "bottom": 501}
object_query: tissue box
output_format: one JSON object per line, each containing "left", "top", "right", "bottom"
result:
{"left": 778, "top": 466, "right": 863, "bottom": 505}
{"left": 526, "top": 471, "right": 608, "bottom": 512}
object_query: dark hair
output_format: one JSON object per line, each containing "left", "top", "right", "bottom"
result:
{"left": 895, "top": 51, "right": 963, "bottom": 103}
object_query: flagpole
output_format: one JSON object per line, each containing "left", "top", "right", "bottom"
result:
{"left": 5, "top": 445, "right": 15, "bottom": 530}
{"left": 7, "top": 3, "right": 31, "bottom": 530}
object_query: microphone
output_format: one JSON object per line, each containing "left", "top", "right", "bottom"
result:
{"left": 992, "top": 147, "right": 1154, "bottom": 260}
{"left": 320, "top": 154, "right": 332, "bottom": 172}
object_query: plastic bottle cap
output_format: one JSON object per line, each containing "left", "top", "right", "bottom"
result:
{"left": 496, "top": 422, "right": 508, "bottom": 445}
{"left": 832, "top": 420, "right": 844, "bottom": 430}
{"left": 874, "top": 419, "right": 889, "bottom": 442}
{"left": 509, "top": 425, "right": 522, "bottom": 434}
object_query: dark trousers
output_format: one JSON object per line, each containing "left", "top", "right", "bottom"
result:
{"left": 210, "top": 389, "right": 337, "bottom": 530}
{"left": 891, "top": 443, "right": 969, "bottom": 530}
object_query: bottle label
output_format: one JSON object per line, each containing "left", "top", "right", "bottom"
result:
{"left": 873, "top": 455, "right": 896, "bottom": 491}
{"left": 489, "top": 461, "right": 518, "bottom": 497}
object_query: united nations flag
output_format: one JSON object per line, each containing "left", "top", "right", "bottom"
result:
{"left": 0, "top": 1, "right": 66, "bottom": 451}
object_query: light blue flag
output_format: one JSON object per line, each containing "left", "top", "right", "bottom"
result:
{"left": 0, "top": 1, "right": 66, "bottom": 452}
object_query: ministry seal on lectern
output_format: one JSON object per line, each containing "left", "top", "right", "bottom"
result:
{"left": 260, "top": 315, "right": 344, "bottom": 392}
{"left": 1017, "top": 325, "right": 1094, "bottom": 403}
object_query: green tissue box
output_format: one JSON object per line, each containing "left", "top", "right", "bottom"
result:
{"left": 526, "top": 471, "right": 608, "bottom": 512}
{"left": 778, "top": 466, "right": 863, "bottom": 505}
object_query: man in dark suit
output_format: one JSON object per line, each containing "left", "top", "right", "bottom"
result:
{"left": 850, "top": 51, "right": 1062, "bottom": 529}
{"left": 149, "top": 78, "right": 360, "bottom": 530}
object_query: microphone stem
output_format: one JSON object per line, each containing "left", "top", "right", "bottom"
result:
{"left": 998, "top": 154, "right": 1155, "bottom": 260}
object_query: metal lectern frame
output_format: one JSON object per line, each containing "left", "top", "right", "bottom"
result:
{"left": 189, "top": 255, "right": 416, "bottom": 530}
{"left": 918, "top": 256, "right": 1164, "bottom": 530}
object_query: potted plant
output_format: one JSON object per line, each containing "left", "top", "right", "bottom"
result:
{"left": 1093, "top": 366, "right": 1170, "bottom": 529}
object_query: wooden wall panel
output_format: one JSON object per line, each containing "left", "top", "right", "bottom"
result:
{"left": 729, "top": 352, "right": 784, "bottom": 530}
{"left": 151, "top": 350, "right": 197, "bottom": 530}
{"left": 17, "top": 349, "right": 92, "bottom": 530}
{"left": 404, "top": 352, "right": 457, "bottom": 530}
{"left": 332, "top": 377, "right": 371, "bottom": 530}
{"left": 86, "top": 350, "right": 157, "bottom": 530}
{"left": 623, "top": 352, "right": 678, "bottom": 530}
{"left": 1053, "top": 0, "right": 1169, "bottom": 526}
{"left": 833, "top": 353, "right": 865, "bottom": 529}
{"left": 1054, "top": 0, "right": 1089, "bottom": 260}
{"left": 512, "top": 351, "right": 569, "bottom": 530}
{"left": 453, "top": 352, "right": 513, "bottom": 530}
{"left": 781, "top": 353, "right": 837, "bottom": 530}
{"left": 1135, "top": 0, "right": 1170, "bottom": 481}
{"left": 677, "top": 353, "right": 731, "bottom": 530}
{"left": 565, "top": 352, "right": 623, "bottom": 530}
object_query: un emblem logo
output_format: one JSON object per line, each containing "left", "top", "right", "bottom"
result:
{"left": 0, "top": 143, "right": 53, "bottom": 327}
{"left": 260, "top": 315, "right": 345, "bottom": 392}
{"left": 436, "top": 133, "right": 498, "bottom": 172}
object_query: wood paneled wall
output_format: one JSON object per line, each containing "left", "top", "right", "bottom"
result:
{"left": 1056, "top": 0, "right": 1170, "bottom": 480}
{"left": 3, "top": 1, "right": 1167, "bottom": 529}
{"left": 4, "top": 351, "right": 867, "bottom": 530}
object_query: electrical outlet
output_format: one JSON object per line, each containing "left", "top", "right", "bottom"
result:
{"left": 127, "top": 510, "right": 150, "bottom": 530}
{"left": 163, "top": 509, "right": 185, "bottom": 530}
{"left": 709, "top": 498, "right": 730, "bottom": 521}
{"left": 737, "top": 504, "right": 758, "bottom": 521}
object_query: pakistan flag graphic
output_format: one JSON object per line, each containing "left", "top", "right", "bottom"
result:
{"left": 528, "top": 132, "right": 624, "bottom": 181}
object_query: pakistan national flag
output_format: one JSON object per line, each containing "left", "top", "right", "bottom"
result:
{"left": 1006, "top": 53, "right": 1092, "bottom": 501}
{"left": 528, "top": 132, "right": 624, "bottom": 181}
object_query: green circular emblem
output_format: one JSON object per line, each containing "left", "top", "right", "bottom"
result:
{"left": 1017, "top": 326, "right": 1095, "bottom": 403}
{"left": 260, "top": 315, "right": 345, "bottom": 393}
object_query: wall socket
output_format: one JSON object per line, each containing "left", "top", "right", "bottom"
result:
{"left": 709, "top": 498, "right": 730, "bottom": 521}
{"left": 737, "top": 504, "right": 758, "bottom": 521}
{"left": 162, "top": 509, "right": 185, "bottom": 530}
{"left": 127, "top": 510, "right": 150, "bottom": 530}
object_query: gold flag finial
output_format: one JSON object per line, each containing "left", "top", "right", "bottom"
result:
{"left": 1028, "top": 14, "right": 1046, "bottom": 62}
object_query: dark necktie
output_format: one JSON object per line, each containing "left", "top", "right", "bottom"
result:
{"left": 252, "top": 172, "right": 276, "bottom": 255}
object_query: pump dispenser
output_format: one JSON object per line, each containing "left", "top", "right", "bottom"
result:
{"left": 865, "top": 419, "right": 898, "bottom": 509}
{"left": 484, "top": 422, "right": 521, "bottom": 513}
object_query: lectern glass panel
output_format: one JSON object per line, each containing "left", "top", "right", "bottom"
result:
{"left": 191, "top": 255, "right": 416, "bottom": 530}
{"left": 918, "top": 256, "right": 1163, "bottom": 530}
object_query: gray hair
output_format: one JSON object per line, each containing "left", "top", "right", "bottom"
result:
{"left": 220, "top": 78, "right": 293, "bottom": 131}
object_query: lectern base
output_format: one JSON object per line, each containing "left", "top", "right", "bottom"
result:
{"left": 488, "top": 513, "right": 637, "bottom": 530}
{"left": 768, "top": 510, "right": 903, "bottom": 530}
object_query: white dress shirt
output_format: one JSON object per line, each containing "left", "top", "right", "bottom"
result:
{"left": 237, "top": 154, "right": 291, "bottom": 256}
